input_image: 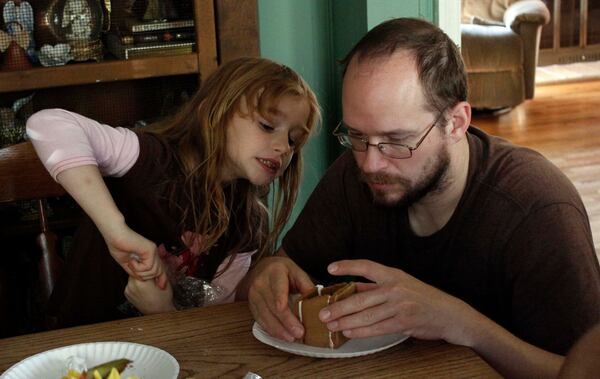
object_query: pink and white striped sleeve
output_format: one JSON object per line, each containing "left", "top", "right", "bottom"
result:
{"left": 26, "top": 109, "right": 140, "bottom": 181}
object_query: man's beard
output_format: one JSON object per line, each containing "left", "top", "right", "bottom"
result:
{"left": 359, "top": 146, "right": 451, "bottom": 207}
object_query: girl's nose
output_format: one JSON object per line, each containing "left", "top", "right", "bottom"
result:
{"left": 273, "top": 132, "right": 292, "bottom": 154}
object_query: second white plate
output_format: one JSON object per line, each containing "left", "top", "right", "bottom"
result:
{"left": 252, "top": 322, "right": 408, "bottom": 358}
{"left": 1, "top": 341, "right": 179, "bottom": 379}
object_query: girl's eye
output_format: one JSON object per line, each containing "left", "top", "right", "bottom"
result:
{"left": 288, "top": 137, "right": 297, "bottom": 148}
{"left": 259, "top": 122, "right": 274, "bottom": 132}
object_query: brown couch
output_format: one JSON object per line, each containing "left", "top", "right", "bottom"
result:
{"left": 461, "top": 0, "right": 550, "bottom": 109}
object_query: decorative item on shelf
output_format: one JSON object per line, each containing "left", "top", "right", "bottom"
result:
{"left": 1, "top": 0, "right": 36, "bottom": 63}
{"left": 118, "top": 28, "right": 194, "bottom": 45}
{"left": 106, "top": 31, "right": 194, "bottom": 60}
{"left": 34, "top": 0, "right": 108, "bottom": 62}
{"left": 38, "top": 43, "right": 73, "bottom": 66}
{"left": 0, "top": 93, "right": 34, "bottom": 148}
{"left": 0, "top": 21, "right": 32, "bottom": 70}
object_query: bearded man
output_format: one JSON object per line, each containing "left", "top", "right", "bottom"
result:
{"left": 239, "top": 18, "right": 600, "bottom": 378}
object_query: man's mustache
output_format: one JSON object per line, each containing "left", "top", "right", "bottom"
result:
{"left": 358, "top": 170, "right": 410, "bottom": 187}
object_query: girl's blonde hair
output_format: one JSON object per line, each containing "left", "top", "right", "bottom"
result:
{"left": 150, "top": 57, "right": 320, "bottom": 265}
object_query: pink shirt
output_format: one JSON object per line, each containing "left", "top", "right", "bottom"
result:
{"left": 26, "top": 109, "right": 253, "bottom": 304}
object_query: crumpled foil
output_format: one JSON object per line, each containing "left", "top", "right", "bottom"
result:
{"left": 173, "top": 276, "right": 224, "bottom": 309}
{"left": 119, "top": 242, "right": 225, "bottom": 315}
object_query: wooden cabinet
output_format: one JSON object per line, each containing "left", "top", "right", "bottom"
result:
{"left": 0, "top": 0, "right": 258, "bottom": 126}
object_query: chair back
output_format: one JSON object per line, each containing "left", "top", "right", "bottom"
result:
{"left": 0, "top": 141, "right": 66, "bottom": 326}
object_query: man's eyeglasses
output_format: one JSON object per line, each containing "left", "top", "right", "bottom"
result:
{"left": 332, "top": 113, "right": 444, "bottom": 159}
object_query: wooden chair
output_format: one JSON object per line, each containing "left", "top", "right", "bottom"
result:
{"left": 0, "top": 141, "right": 66, "bottom": 327}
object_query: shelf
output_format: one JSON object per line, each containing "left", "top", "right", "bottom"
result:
{"left": 0, "top": 54, "right": 199, "bottom": 93}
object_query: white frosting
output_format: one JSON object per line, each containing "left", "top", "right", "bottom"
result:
{"left": 316, "top": 284, "right": 324, "bottom": 296}
{"left": 327, "top": 295, "right": 334, "bottom": 349}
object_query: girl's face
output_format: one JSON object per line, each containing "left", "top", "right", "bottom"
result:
{"left": 222, "top": 94, "right": 310, "bottom": 185}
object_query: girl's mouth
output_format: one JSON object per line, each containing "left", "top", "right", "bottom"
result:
{"left": 257, "top": 157, "right": 281, "bottom": 174}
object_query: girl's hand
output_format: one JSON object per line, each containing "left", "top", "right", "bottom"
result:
{"left": 124, "top": 276, "right": 175, "bottom": 315}
{"left": 103, "top": 223, "right": 168, "bottom": 289}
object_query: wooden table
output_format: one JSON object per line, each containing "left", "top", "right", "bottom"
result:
{"left": 0, "top": 302, "right": 500, "bottom": 378}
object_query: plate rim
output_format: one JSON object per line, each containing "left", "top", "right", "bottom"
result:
{"left": 252, "top": 321, "right": 408, "bottom": 358}
{"left": 1, "top": 341, "right": 179, "bottom": 379}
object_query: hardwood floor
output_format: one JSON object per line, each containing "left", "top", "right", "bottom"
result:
{"left": 473, "top": 80, "right": 600, "bottom": 259}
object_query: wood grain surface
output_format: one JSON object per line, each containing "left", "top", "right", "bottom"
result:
{"left": 0, "top": 302, "right": 499, "bottom": 378}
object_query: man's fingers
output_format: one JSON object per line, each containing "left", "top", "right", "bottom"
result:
{"left": 250, "top": 291, "right": 295, "bottom": 342}
{"left": 341, "top": 316, "right": 404, "bottom": 339}
{"left": 320, "top": 287, "right": 387, "bottom": 323}
{"left": 326, "top": 302, "right": 395, "bottom": 332}
{"left": 269, "top": 271, "right": 290, "bottom": 312}
{"left": 274, "top": 303, "right": 304, "bottom": 339}
{"left": 356, "top": 282, "right": 378, "bottom": 292}
{"left": 261, "top": 278, "right": 304, "bottom": 338}
{"left": 328, "top": 259, "right": 391, "bottom": 283}
{"left": 292, "top": 269, "right": 315, "bottom": 296}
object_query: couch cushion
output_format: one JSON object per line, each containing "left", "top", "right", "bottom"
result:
{"left": 461, "top": 24, "right": 523, "bottom": 71}
{"left": 461, "top": 0, "right": 519, "bottom": 23}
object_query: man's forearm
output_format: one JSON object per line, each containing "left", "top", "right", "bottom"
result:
{"left": 558, "top": 322, "right": 600, "bottom": 378}
{"left": 464, "top": 311, "right": 563, "bottom": 379}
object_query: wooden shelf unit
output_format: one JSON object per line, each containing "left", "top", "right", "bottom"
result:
{"left": 0, "top": 0, "right": 219, "bottom": 93}
{"left": 0, "top": 54, "right": 200, "bottom": 93}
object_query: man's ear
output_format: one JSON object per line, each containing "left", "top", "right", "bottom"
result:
{"left": 446, "top": 101, "right": 471, "bottom": 143}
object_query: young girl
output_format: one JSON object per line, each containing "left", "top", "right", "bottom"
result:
{"left": 26, "top": 57, "right": 321, "bottom": 327}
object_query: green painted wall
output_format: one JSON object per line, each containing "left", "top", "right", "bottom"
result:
{"left": 258, "top": 0, "right": 335, "bottom": 235}
{"left": 258, "top": 0, "right": 435, "bottom": 236}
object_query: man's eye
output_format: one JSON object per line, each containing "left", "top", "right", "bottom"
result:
{"left": 259, "top": 122, "right": 274, "bottom": 132}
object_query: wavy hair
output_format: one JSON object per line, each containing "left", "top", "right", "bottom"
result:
{"left": 149, "top": 57, "right": 320, "bottom": 266}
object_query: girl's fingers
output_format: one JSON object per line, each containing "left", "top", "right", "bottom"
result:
{"left": 155, "top": 272, "right": 168, "bottom": 290}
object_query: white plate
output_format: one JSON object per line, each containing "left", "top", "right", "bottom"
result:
{"left": 252, "top": 322, "right": 408, "bottom": 358}
{"left": 1, "top": 341, "right": 179, "bottom": 379}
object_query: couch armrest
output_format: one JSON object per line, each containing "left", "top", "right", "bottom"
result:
{"left": 504, "top": 0, "right": 551, "bottom": 33}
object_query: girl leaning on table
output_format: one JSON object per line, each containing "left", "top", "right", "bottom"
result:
{"left": 26, "top": 57, "right": 321, "bottom": 328}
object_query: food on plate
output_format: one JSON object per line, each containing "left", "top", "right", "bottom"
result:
{"left": 61, "top": 358, "right": 138, "bottom": 379}
{"left": 292, "top": 282, "right": 357, "bottom": 349}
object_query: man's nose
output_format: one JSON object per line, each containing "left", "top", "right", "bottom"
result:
{"left": 359, "top": 144, "right": 387, "bottom": 173}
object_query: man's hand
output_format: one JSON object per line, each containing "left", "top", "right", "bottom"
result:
{"left": 104, "top": 224, "right": 168, "bottom": 289}
{"left": 124, "top": 276, "right": 175, "bottom": 315}
{"left": 320, "top": 259, "right": 475, "bottom": 345}
{"left": 245, "top": 255, "right": 314, "bottom": 342}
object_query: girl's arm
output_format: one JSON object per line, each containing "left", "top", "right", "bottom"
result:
{"left": 26, "top": 109, "right": 167, "bottom": 287}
